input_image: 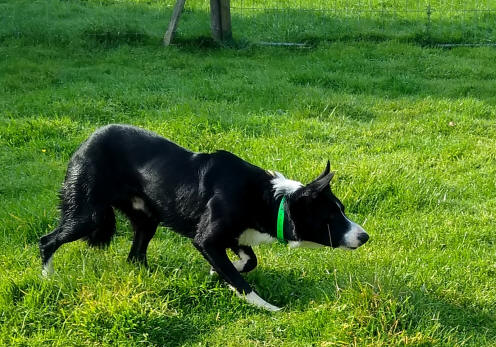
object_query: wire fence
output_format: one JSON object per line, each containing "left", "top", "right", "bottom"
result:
{"left": 3, "top": 0, "right": 496, "bottom": 46}
{"left": 230, "top": 0, "right": 495, "bottom": 16}
{"left": 222, "top": 0, "right": 496, "bottom": 43}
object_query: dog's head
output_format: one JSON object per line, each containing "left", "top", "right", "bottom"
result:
{"left": 287, "top": 161, "right": 369, "bottom": 249}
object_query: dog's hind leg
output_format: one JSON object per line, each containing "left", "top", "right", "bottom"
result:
{"left": 39, "top": 218, "right": 96, "bottom": 277}
{"left": 127, "top": 213, "right": 158, "bottom": 266}
{"left": 39, "top": 227, "right": 61, "bottom": 276}
{"left": 39, "top": 206, "right": 115, "bottom": 276}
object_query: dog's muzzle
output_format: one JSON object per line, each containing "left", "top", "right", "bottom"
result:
{"left": 340, "top": 222, "right": 369, "bottom": 249}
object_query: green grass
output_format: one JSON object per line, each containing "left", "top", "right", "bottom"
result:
{"left": 1, "top": 0, "right": 495, "bottom": 345}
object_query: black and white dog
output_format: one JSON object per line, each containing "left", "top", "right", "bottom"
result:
{"left": 39, "top": 124, "right": 368, "bottom": 311}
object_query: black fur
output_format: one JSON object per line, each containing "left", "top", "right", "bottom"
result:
{"left": 40, "top": 124, "right": 368, "bottom": 300}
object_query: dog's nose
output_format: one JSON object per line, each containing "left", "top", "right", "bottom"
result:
{"left": 357, "top": 232, "right": 369, "bottom": 244}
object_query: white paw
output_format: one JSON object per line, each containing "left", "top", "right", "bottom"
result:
{"left": 244, "top": 291, "right": 281, "bottom": 311}
{"left": 229, "top": 286, "right": 281, "bottom": 312}
{"left": 41, "top": 257, "right": 54, "bottom": 277}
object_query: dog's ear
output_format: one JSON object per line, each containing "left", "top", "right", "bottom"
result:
{"left": 290, "top": 162, "right": 334, "bottom": 203}
{"left": 312, "top": 160, "right": 334, "bottom": 191}
{"left": 310, "top": 170, "right": 334, "bottom": 193}
{"left": 315, "top": 160, "right": 331, "bottom": 180}
{"left": 299, "top": 162, "right": 334, "bottom": 197}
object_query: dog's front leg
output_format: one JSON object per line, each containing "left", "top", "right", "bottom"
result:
{"left": 209, "top": 246, "right": 257, "bottom": 275}
{"left": 193, "top": 241, "right": 280, "bottom": 312}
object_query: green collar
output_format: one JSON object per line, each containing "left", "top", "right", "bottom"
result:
{"left": 277, "top": 197, "right": 287, "bottom": 244}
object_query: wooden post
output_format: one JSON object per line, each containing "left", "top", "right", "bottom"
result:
{"left": 210, "top": 0, "right": 232, "bottom": 42}
{"left": 210, "top": 0, "right": 222, "bottom": 42}
{"left": 165, "top": 0, "right": 231, "bottom": 46}
{"left": 163, "top": 0, "right": 186, "bottom": 46}
{"left": 219, "top": 0, "right": 232, "bottom": 42}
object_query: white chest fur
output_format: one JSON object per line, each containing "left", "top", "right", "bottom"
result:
{"left": 238, "top": 229, "right": 276, "bottom": 246}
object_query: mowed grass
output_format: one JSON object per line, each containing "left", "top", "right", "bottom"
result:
{"left": 1, "top": 0, "right": 496, "bottom": 345}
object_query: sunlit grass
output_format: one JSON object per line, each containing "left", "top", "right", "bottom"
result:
{"left": 0, "top": 0, "right": 495, "bottom": 345}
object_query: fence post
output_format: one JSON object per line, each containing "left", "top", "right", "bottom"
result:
{"left": 163, "top": 0, "right": 186, "bottom": 46}
{"left": 426, "top": 3, "right": 432, "bottom": 38}
{"left": 210, "top": 0, "right": 232, "bottom": 42}
{"left": 220, "top": 0, "right": 232, "bottom": 41}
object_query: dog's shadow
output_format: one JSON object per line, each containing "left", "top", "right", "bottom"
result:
{"left": 165, "top": 262, "right": 496, "bottom": 343}
{"left": 242, "top": 267, "right": 496, "bottom": 343}
{"left": 242, "top": 267, "right": 335, "bottom": 309}
{"left": 137, "top": 241, "right": 496, "bottom": 344}
{"left": 147, "top": 246, "right": 332, "bottom": 309}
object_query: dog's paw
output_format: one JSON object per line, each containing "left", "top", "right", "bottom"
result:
{"left": 228, "top": 285, "right": 281, "bottom": 311}
{"left": 209, "top": 267, "right": 217, "bottom": 276}
{"left": 242, "top": 291, "right": 282, "bottom": 312}
{"left": 41, "top": 257, "right": 54, "bottom": 277}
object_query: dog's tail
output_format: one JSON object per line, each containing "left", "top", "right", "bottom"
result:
{"left": 84, "top": 206, "right": 117, "bottom": 248}
{"left": 58, "top": 152, "right": 118, "bottom": 248}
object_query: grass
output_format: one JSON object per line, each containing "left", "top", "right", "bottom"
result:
{"left": 1, "top": 0, "right": 495, "bottom": 345}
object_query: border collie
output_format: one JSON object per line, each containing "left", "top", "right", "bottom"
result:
{"left": 39, "top": 124, "right": 368, "bottom": 311}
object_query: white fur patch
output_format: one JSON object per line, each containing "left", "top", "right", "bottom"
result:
{"left": 41, "top": 256, "right": 54, "bottom": 277}
{"left": 132, "top": 196, "right": 151, "bottom": 216}
{"left": 238, "top": 229, "right": 276, "bottom": 246}
{"left": 288, "top": 241, "right": 325, "bottom": 248}
{"left": 233, "top": 249, "right": 250, "bottom": 272}
{"left": 339, "top": 211, "right": 367, "bottom": 249}
{"left": 270, "top": 172, "right": 302, "bottom": 198}
{"left": 132, "top": 197, "right": 146, "bottom": 211}
{"left": 210, "top": 250, "right": 253, "bottom": 275}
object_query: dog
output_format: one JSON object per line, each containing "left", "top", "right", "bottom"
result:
{"left": 39, "top": 124, "right": 369, "bottom": 311}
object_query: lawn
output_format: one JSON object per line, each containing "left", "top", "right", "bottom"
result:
{"left": 0, "top": 0, "right": 495, "bottom": 345}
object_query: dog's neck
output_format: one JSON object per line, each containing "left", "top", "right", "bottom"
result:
{"left": 257, "top": 171, "right": 302, "bottom": 241}
{"left": 269, "top": 171, "right": 303, "bottom": 200}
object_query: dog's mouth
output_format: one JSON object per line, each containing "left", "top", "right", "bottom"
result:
{"left": 328, "top": 224, "right": 369, "bottom": 250}
{"left": 339, "top": 245, "right": 358, "bottom": 250}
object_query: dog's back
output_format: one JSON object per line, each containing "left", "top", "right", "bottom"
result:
{"left": 64, "top": 124, "right": 192, "bottom": 202}
{"left": 40, "top": 124, "right": 271, "bottom": 272}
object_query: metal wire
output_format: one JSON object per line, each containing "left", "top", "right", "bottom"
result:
{"left": 229, "top": 0, "right": 495, "bottom": 16}
{"left": 225, "top": 0, "right": 496, "bottom": 43}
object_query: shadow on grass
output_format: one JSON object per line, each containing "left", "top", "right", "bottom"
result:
{"left": 249, "top": 267, "right": 495, "bottom": 342}
{"left": 243, "top": 267, "right": 334, "bottom": 308}
{"left": 3, "top": 238, "right": 493, "bottom": 345}
{"left": 407, "top": 289, "right": 496, "bottom": 342}
{"left": 153, "top": 262, "right": 495, "bottom": 343}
